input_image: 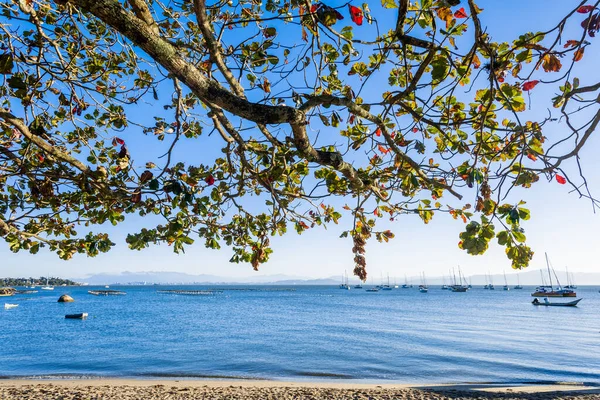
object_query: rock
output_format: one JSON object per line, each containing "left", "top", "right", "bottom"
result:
{"left": 57, "top": 294, "right": 74, "bottom": 303}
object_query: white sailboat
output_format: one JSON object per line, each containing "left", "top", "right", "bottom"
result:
{"left": 503, "top": 271, "right": 510, "bottom": 291}
{"left": 419, "top": 272, "right": 428, "bottom": 293}
{"left": 41, "top": 277, "right": 54, "bottom": 291}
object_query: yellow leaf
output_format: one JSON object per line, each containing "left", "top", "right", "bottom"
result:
{"left": 436, "top": 7, "right": 453, "bottom": 29}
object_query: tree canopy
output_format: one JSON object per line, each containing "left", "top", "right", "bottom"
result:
{"left": 0, "top": 0, "right": 598, "bottom": 279}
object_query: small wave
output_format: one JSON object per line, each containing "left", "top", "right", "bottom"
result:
{"left": 136, "top": 372, "right": 268, "bottom": 380}
{"left": 289, "top": 371, "right": 355, "bottom": 379}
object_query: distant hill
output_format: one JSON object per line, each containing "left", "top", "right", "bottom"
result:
{"left": 71, "top": 271, "right": 340, "bottom": 285}
{"left": 71, "top": 269, "right": 600, "bottom": 286}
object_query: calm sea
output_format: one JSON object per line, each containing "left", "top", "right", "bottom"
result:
{"left": 1, "top": 285, "right": 599, "bottom": 384}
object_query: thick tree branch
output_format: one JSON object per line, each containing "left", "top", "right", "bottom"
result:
{"left": 68, "top": 0, "right": 304, "bottom": 126}
{"left": 126, "top": 0, "right": 159, "bottom": 35}
{"left": 0, "top": 111, "right": 90, "bottom": 173}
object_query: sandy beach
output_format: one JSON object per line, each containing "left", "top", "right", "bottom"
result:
{"left": 1, "top": 380, "right": 599, "bottom": 399}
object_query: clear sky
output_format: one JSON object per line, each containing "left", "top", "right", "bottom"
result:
{"left": 2, "top": 1, "right": 599, "bottom": 280}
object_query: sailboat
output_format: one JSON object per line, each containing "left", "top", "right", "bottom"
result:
{"left": 531, "top": 253, "right": 576, "bottom": 297}
{"left": 339, "top": 270, "right": 350, "bottom": 290}
{"left": 41, "top": 277, "right": 54, "bottom": 291}
{"left": 419, "top": 272, "right": 428, "bottom": 293}
{"left": 441, "top": 275, "right": 449, "bottom": 290}
{"left": 401, "top": 275, "right": 412, "bottom": 288}
{"left": 564, "top": 266, "right": 577, "bottom": 289}
{"left": 503, "top": 271, "right": 510, "bottom": 291}
{"left": 366, "top": 276, "right": 379, "bottom": 292}
{"left": 450, "top": 267, "right": 468, "bottom": 292}
{"left": 488, "top": 273, "right": 495, "bottom": 290}
{"left": 514, "top": 273, "right": 523, "bottom": 289}
{"left": 381, "top": 273, "right": 393, "bottom": 290}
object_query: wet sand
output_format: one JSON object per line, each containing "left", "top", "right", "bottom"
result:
{"left": 1, "top": 380, "right": 599, "bottom": 399}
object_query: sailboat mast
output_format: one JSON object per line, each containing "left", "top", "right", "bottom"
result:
{"left": 545, "top": 253, "right": 554, "bottom": 290}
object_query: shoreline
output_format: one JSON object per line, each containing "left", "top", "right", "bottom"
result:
{"left": 1, "top": 378, "right": 599, "bottom": 395}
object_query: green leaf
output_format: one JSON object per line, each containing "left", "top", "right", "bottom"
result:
{"left": 381, "top": 0, "right": 398, "bottom": 8}
{"left": 0, "top": 53, "right": 13, "bottom": 74}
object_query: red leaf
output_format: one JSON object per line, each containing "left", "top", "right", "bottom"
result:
{"left": 522, "top": 80, "right": 539, "bottom": 91}
{"left": 454, "top": 7, "right": 468, "bottom": 18}
{"left": 564, "top": 40, "right": 580, "bottom": 48}
{"left": 348, "top": 5, "right": 363, "bottom": 26}
{"left": 556, "top": 175, "right": 567, "bottom": 184}
{"left": 526, "top": 153, "right": 537, "bottom": 162}
{"left": 310, "top": 4, "right": 319, "bottom": 13}
{"left": 412, "top": 127, "right": 419, "bottom": 133}
{"left": 374, "top": 128, "right": 381, "bottom": 137}
{"left": 115, "top": 137, "right": 125, "bottom": 145}
{"left": 205, "top": 175, "right": 215, "bottom": 185}
{"left": 377, "top": 144, "right": 389, "bottom": 154}
{"left": 37, "top": 154, "right": 44, "bottom": 162}
{"left": 577, "top": 5, "right": 595, "bottom": 13}
{"left": 573, "top": 47, "right": 585, "bottom": 61}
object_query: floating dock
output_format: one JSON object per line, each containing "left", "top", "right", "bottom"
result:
{"left": 157, "top": 290, "right": 223, "bottom": 296}
{"left": 88, "top": 290, "right": 127, "bottom": 296}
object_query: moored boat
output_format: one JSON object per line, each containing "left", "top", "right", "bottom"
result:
{"left": 531, "top": 253, "right": 576, "bottom": 297}
{"left": 4, "top": 303, "right": 18, "bottom": 309}
{"left": 65, "top": 313, "right": 88, "bottom": 319}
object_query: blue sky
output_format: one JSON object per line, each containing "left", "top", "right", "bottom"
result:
{"left": 2, "top": 0, "right": 599, "bottom": 280}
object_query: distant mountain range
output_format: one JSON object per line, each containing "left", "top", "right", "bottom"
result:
{"left": 71, "top": 269, "right": 600, "bottom": 285}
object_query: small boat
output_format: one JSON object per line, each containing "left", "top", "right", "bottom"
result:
{"left": 532, "top": 298, "right": 581, "bottom": 307}
{"left": 366, "top": 287, "right": 379, "bottom": 292}
{"left": 353, "top": 284, "right": 363, "bottom": 289}
{"left": 4, "top": 303, "right": 18, "bottom": 309}
{"left": 65, "top": 313, "right": 88, "bottom": 319}
{"left": 419, "top": 287, "right": 428, "bottom": 293}
{"left": 503, "top": 272, "right": 510, "bottom": 291}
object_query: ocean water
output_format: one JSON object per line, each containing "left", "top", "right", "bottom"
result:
{"left": 1, "top": 285, "right": 599, "bottom": 384}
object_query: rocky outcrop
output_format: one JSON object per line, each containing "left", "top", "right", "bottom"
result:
{"left": 57, "top": 294, "right": 74, "bottom": 303}
{"left": 0, "top": 287, "right": 16, "bottom": 296}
